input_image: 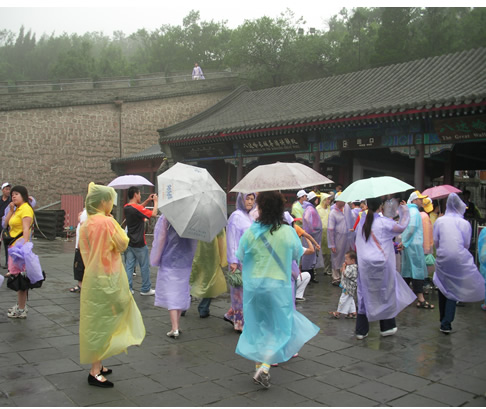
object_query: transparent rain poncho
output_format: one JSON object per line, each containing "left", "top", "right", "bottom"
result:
{"left": 235, "top": 222, "right": 319, "bottom": 364}
{"left": 190, "top": 229, "right": 228, "bottom": 299}
{"left": 8, "top": 238, "right": 43, "bottom": 283}
{"left": 355, "top": 205, "right": 416, "bottom": 321}
{"left": 401, "top": 203, "right": 427, "bottom": 280}
{"left": 433, "top": 193, "right": 484, "bottom": 301}
{"left": 79, "top": 182, "right": 145, "bottom": 364}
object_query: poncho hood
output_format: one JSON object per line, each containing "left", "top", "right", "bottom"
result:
{"left": 236, "top": 192, "right": 256, "bottom": 213}
{"left": 445, "top": 193, "right": 466, "bottom": 217}
{"left": 85, "top": 182, "right": 117, "bottom": 216}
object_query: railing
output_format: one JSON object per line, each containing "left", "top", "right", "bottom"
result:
{"left": 0, "top": 70, "right": 237, "bottom": 94}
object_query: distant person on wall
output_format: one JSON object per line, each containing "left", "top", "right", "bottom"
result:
{"left": 0, "top": 182, "right": 12, "bottom": 268}
{"left": 124, "top": 187, "right": 158, "bottom": 296}
{"left": 192, "top": 63, "right": 205, "bottom": 80}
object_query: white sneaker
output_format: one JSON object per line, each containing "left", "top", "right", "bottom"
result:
{"left": 140, "top": 289, "right": 155, "bottom": 296}
{"left": 380, "top": 327, "right": 398, "bottom": 337}
{"left": 8, "top": 304, "right": 29, "bottom": 314}
{"left": 356, "top": 333, "right": 368, "bottom": 340}
{"left": 167, "top": 329, "right": 179, "bottom": 338}
{"left": 8, "top": 307, "right": 27, "bottom": 319}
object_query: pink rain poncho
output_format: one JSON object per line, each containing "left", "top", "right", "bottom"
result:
{"left": 327, "top": 204, "right": 354, "bottom": 269}
{"left": 151, "top": 215, "right": 198, "bottom": 311}
{"left": 433, "top": 193, "right": 484, "bottom": 302}
{"left": 301, "top": 200, "right": 323, "bottom": 270}
{"left": 235, "top": 222, "right": 319, "bottom": 364}
{"left": 79, "top": 183, "right": 145, "bottom": 364}
{"left": 401, "top": 204, "right": 427, "bottom": 280}
{"left": 355, "top": 205, "right": 416, "bottom": 321}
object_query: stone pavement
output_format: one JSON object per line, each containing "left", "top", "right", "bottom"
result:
{"left": 0, "top": 237, "right": 485, "bottom": 407}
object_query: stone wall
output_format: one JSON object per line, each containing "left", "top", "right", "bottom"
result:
{"left": 0, "top": 81, "right": 236, "bottom": 207}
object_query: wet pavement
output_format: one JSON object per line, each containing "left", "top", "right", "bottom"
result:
{"left": 0, "top": 237, "right": 485, "bottom": 407}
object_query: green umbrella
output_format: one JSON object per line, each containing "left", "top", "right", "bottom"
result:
{"left": 337, "top": 176, "right": 414, "bottom": 203}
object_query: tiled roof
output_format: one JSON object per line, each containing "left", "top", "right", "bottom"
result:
{"left": 159, "top": 48, "right": 486, "bottom": 144}
{"left": 111, "top": 144, "right": 165, "bottom": 163}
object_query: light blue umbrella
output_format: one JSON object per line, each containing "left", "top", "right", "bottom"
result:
{"left": 337, "top": 176, "right": 414, "bottom": 203}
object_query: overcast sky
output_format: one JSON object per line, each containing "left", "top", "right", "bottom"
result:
{"left": 1, "top": 0, "right": 470, "bottom": 39}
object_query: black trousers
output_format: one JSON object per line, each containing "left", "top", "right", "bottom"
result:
{"left": 403, "top": 277, "right": 424, "bottom": 294}
{"left": 356, "top": 314, "right": 396, "bottom": 336}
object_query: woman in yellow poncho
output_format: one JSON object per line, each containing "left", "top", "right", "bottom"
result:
{"left": 79, "top": 183, "right": 145, "bottom": 388}
{"left": 316, "top": 193, "right": 332, "bottom": 276}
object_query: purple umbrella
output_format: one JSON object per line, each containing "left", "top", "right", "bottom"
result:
{"left": 422, "top": 185, "right": 461, "bottom": 200}
{"left": 108, "top": 175, "right": 154, "bottom": 190}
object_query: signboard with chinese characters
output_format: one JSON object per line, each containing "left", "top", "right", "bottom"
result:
{"left": 175, "top": 143, "right": 233, "bottom": 159}
{"left": 434, "top": 115, "right": 486, "bottom": 142}
{"left": 241, "top": 136, "right": 307, "bottom": 154}
{"left": 340, "top": 135, "right": 381, "bottom": 150}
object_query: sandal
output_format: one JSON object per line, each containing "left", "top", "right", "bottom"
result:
{"left": 69, "top": 285, "right": 81, "bottom": 293}
{"left": 416, "top": 301, "right": 434, "bottom": 309}
{"left": 328, "top": 311, "right": 340, "bottom": 319}
{"left": 345, "top": 313, "right": 357, "bottom": 319}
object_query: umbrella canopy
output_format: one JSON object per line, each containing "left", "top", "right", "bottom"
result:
{"left": 422, "top": 185, "right": 461, "bottom": 200}
{"left": 338, "top": 176, "right": 414, "bottom": 203}
{"left": 230, "top": 162, "right": 333, "bottom": 193}
{"left": 157, "top": 163, "right": 227, "bottom": 242}
{"left": 108, "top": 175, "right": 154, "bottom": 190}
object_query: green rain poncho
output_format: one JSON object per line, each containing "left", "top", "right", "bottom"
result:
{"left": 190, "top": 229, "right": 228, "bottom": 298}
{"left": 79, "top": 182, "right": 145, "bottom": 364}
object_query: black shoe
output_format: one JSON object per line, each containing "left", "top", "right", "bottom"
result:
{"left": 199, "top": 313, "right": 210, "bottom": 318}
{"left": 456, "top": 302, "right": 465, "bottom": 307}
{"left": 181, "top": 310, "right": 186, "bottom": 316}
{"left": 88, "top": 373, "right": 114, "bottom": 388}
{"left": 101, "top": 366, "right": 112, "bottom": 375}
{"left": 311, "top": 278, "right": 319, "bottom": 284}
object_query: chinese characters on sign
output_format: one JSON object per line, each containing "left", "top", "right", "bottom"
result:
{"left": 434, "top": 115, "right": 486, "bottom": 142}
{"left": 241, "top": 136, "right": 306, "bottom": 154}
{"left": 340, "top": 135, "right": 381, "bottom": 150}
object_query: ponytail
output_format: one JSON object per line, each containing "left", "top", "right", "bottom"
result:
{"left": 362, "top": 197, "right": 383, "bottom": 242}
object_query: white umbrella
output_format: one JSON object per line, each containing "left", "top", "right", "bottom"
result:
{"left": 338, "top": 176, "right": 414, "bottom": 203}
{"left": 157, "top": 163, "right": 227, "bottom": 242}
{"left": 230, "top": 162, "right": 333, "bottom": 193}
{"left": 108, "top": 175, "right": 154, "bottom": 190}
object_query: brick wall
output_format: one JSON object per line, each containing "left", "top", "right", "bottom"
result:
{"left": 0, "top": 82, "right": 236, "bottom": 208}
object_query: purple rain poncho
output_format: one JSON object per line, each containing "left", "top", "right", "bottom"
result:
{"left": 235, "top": 222, "right": 319, "bottom": 364}
{"left": 327, "top": 205, "right": 354, "bottom": 270}
{"left": 8, "top": 238, "right": 44, "bottom": 284}
{"left": 227, "top": 193, "right": 255, "bottom": 266}
{"left": 151, "top": 215, "right": 198, "bottom": 311}
{"left": 401, "top": 203, "right": 427, "bottom": 280}
{"left": 301, "top": 201, "right": 323, "bottom": 270}
{"left": 355, "top": 205, "right": 416, "bottom": 321}
{"left": 433, "top": 193, "right": 484, "bottom": 302}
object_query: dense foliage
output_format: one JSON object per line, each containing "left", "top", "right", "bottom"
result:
{"left": 1, "top": 7, "right": 485, "bottom": 89}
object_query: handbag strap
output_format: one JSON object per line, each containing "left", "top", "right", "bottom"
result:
{"left": 260, "top": 234, "right": 287, "bottom": 273}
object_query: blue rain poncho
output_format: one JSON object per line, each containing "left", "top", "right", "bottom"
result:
{"left": 433, "top": 193, "right": 484, "bottom": 302}
{"left": 235, "top": 222, "right": 320, "bottom": 364}
{"left": 401, "top": 203, "right": 427, "bottom": 280}
{"left": 79, "top": 183, "right": 145, "bottom": 364}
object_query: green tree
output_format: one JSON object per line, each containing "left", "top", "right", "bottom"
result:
{"left": 50, "top": 38, "right": 95, "bottom": 79}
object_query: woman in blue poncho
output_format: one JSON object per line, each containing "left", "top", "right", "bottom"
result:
{"left": 235, "top": 191, "right": 320, "bottom": 389}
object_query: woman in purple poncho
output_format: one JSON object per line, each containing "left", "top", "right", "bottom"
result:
{"left": 355, "top": 197, "right": 416, "bottom": 339}
{"left": 224, "top": 192, "right": 256, "bottom": 332}
{"left": 433, "top": 193, "right": 485, "bottom": 334}
{"left": 150, "top": 215, "right": 198, "bottom": 339}
{"left": 301, "top": 192, "right": 323, "bottom": 283}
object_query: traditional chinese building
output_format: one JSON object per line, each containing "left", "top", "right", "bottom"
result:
{"left": 154, "top": 47, "right": 485, "bottom": 194}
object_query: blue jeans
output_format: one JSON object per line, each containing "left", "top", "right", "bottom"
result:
{"left": 438, "top": 290, "right": 456, "bottom": 331}
{"left": 198, "top": 298, "right": 212, "bottom": 316}
{"left": 125, "top": 246, "right": 151, "bottom": 293}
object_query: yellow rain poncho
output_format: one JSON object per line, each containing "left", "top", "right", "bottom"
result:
{"left": 190, "top": 229, "right": 228, "bottom": 298}
{"left": 79, "top": 183, "right": 145, "bottom": 364}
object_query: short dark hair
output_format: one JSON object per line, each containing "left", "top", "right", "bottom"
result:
{"left": 128, "top": 186, "right": 140, "bottom": 200}
{"left": 11, "top": 185, "right": 31, "bottom": 208}
{"left": 345, "top": 250, "right": 357, "bottom": 262}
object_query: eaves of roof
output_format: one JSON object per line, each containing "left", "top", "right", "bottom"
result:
{"left": 158, "top": 48, "right": 486, "bottom": 145}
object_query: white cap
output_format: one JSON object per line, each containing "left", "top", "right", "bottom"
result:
{"left": 307, "top": 191, "right": 317, "bottom": 201}
{"left": 407, "top": 190, "right": 427, "bottom": 204}
{"left": 297, "top": 189, "right": 307, "bottom": 198}
{"left": 1, "top": 182, "right": 11, "bottom": 190}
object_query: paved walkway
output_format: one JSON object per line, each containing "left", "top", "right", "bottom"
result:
{"left": 0, "top": 237, "right": 485, "bottom": 407}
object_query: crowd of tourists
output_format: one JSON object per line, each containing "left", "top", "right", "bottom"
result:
{"left": 1, "top": 178, "right": 485, "bottom": 390}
